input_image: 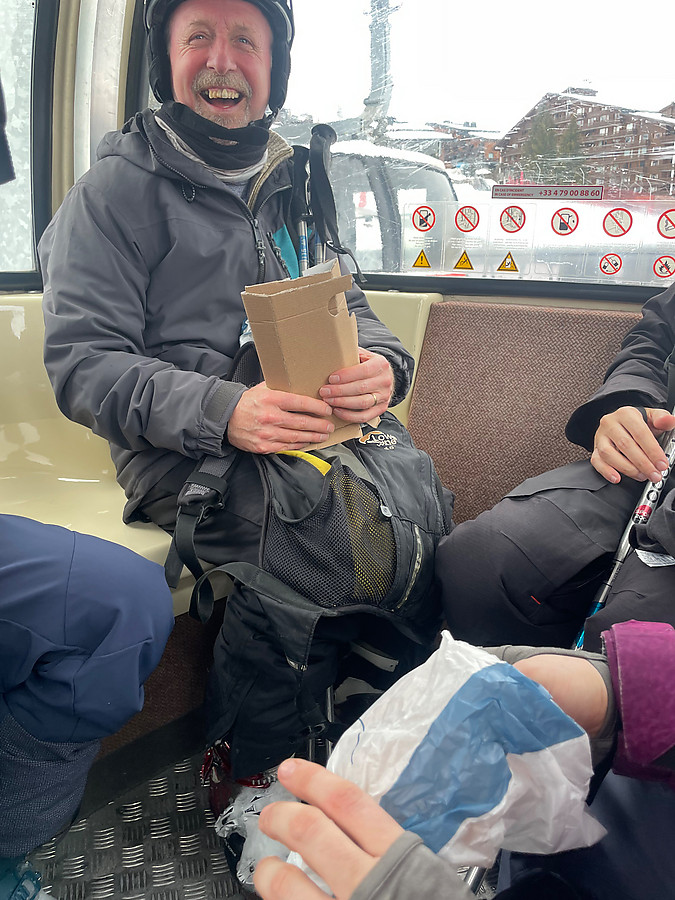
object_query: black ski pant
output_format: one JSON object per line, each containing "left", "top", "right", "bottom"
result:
{"left": 436, "top": 459, "right": 675, "bottom": 651}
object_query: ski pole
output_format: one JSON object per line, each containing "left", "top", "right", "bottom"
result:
{"left": 291, "top": 144, "right": 311, "bottom": 274}
{"left": 463, "top": 866, "right": 487, "bottom": 894}
{"left": 307, "top": 123, "right": 366, "bottom": 281}
{"left": 574, "top": 417, "right": 675, "bottom": 648}
{"left": 309, "top": 124, "right": 337, "bottom": 265}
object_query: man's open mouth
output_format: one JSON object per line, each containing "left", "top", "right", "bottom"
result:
{"left": 200, "top": 88, "right": 243, "bottom": 109}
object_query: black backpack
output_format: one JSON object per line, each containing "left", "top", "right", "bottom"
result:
{"left": 165, "top": 331, "right": 452, "bottom": 764}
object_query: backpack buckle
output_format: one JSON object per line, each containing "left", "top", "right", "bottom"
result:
{"left": 177, "top": 481, "right": 224, "bottom": 523}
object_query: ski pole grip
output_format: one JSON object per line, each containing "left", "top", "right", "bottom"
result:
{"left": 310, "top": 124, "right": 337, "bottom": 174}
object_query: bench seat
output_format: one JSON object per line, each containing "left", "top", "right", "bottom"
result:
{"left": 0, "top": 294, "right": 197, "bottom": 615}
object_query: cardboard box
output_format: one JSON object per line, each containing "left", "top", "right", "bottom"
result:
{"left": 242, "top": 259, "right": 363, "bottom": 449}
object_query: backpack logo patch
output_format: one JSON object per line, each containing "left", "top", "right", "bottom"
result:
{"left": 359, "top": 430, "right": 398, "bottom": 450}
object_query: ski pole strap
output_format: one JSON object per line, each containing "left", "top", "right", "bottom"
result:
{"left": 164, "top": 450, "right": 241, "bottom": 602}
{"left": 636, "top": 406, "right": 649, "bottom": 426}
{"left": 309, "top": 124, "right": 365, "bottom": 284}
{"left": 309, "top": 124, "right": 336, "bottom": 249}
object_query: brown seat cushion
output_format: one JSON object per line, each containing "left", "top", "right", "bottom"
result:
{"left": 408, "top": 301, "right": 641, "bottom": 523}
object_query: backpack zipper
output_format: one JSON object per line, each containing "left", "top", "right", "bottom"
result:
{"left": 395, "top": 523, "right": 423, "bottom": 610}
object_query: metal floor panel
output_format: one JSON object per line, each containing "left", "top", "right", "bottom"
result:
{"left": 28, "top": 751, "right": 498, "bottom": 900}
{"left": 29, "top": 755, "right": 247, "bottom": 900}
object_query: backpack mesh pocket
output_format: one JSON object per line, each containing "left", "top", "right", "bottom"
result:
{"left": 262, "top": 463, "right": 396, "bottom": 609}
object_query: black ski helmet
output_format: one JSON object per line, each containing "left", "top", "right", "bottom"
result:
{"left": 144, "top": 0, "right": 294, "bottom": 116}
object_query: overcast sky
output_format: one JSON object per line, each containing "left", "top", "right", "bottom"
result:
{"left": 285, "top": 0, "right": 675, "bottom": 135}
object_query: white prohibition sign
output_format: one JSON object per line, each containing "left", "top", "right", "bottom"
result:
{"left": 455, "top": 206, "right": 480, "bottom": 233}
{"left": 600, "top": 253, "right": 623, "bottom": 275}
{"left": 500, "top": 206, "right": 526, "bottom": 233}
{"left": 413, "top": 205, "right": 436, "bottom": 232}
{"left": 551, "top": 208, "right": 578, "bottom": 236}
{"left": 603, "top": 208, "right": 632, "bottom": 237}
{"left": 654, "top": 256, "right": 675, "bottom": 278}
{"left": 657, "top": 210, "right": 675, "bottom": 239}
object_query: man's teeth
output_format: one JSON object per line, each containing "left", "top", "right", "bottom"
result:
{"left": 205, "top": 88, "right": 240, "bottom": 100}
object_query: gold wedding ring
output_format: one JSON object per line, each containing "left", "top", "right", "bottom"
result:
{"left": 371, "top": 392, "right": 378, "bottom": 407}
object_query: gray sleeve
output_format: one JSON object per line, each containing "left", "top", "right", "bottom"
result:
{"left": 40, "top": 180, "right": 234, "bottom": 459}
{"left": 350, "top": 832, "right": 475, "bottom": 900}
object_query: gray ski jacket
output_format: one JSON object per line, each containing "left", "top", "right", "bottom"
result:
{"left": 40, "top": 109, "right": 413, "bottom": 519}
{"left": 350, "top": 832, "right": 474, "bottom": 900}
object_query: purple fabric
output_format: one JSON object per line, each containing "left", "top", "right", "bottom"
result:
{"left": 604, "top": 620, "right": 675, "bottom": 788}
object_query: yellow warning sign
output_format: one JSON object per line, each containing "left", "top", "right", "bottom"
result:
{"left": 412, "top": 249, "right": 431, "bottom": 269}
{"left": 497, "top": 252, "right": 518, "bottom": 272}
{"left": 454, "top": 250, "right": 473, "bottom": 271}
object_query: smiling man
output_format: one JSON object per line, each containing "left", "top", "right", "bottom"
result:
{"left": 39, "top": 0, "right": 415, "bottom": 883}
{"left": 168, "top": 0, "right": 272, "bottom": 129}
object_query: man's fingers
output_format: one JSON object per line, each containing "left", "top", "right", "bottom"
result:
{"left": 244, "top": 383, "right": 335, "bottom": 418}
{"left": 320, "top": 351, "right": 394, "bottom": 407}
{"left": 331, "top": 401, "right": 388, "bottom": 423}
{"left": 258, "top": 801, "right": 378, "bottom": 899}
{"left": 589, "top": 449, "right": 623, "bottom": 483}
{"left": 254, "top": 856, "right": 330, "bottom": 900}
{"left": 321, "top": 377, "right": 391, "bottom": 403}
{"left": 328, "top": 351, "right": 387, "bottom": 386}
{"left": 272, "top": 391, "right": 334, "bottom": 418}
{"left": 274, "top": 759, "right": 404, "bottom": 855}
{"left": 228, "top": 385, "right": 337, "bottom": 452}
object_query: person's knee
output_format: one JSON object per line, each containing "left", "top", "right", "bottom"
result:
{"left": 436, "top": 509, "right": 513, "bottom": 600}
{"left": 435, "top": 502, "right": 562, "bottom": 645}
{"left": 50, "top": 535, "right": 175, "bottom": 738}
{"left": 69, "top": 532, "right": 174, "bottom": 648}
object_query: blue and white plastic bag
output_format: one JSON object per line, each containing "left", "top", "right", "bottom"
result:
{"left": 327, "top": 632, "right": 605, "bottom": 867}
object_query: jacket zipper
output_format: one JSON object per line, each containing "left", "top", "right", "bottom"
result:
{"left": 247, "top": 180, "right": 294, "bottom": 284}
{"left": 252, "top": 217, "right": 266, "bottom": 283}
{"left": 267, "top": 231, "right": 292, "bottom": 278}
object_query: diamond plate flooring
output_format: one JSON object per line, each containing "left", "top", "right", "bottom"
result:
{"left": 28, "top": 755, "right": 247, "bottom": 900}
{"left": 28, "top": 751, "right": 497, "bottom": 900}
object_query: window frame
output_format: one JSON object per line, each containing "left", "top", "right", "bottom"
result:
{"left": 0, "top": 0, "right": 58, "bottom": 292}
{"left": 13, "top": 0, "right": 667, "bottom": 308}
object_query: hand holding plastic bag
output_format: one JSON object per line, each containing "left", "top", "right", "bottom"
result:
{"left": 327, "top": 632, "right": 606, "bottom": 868}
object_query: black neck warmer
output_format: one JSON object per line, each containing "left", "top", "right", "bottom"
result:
{"left": 157, "top": 101, "right": 270, "bottom": 170}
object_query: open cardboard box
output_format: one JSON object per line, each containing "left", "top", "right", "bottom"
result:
{"left": 242, "top": 259, "right": 366, "bottom": 450}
